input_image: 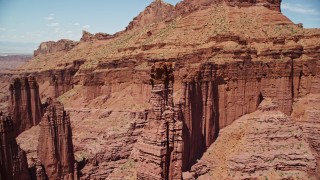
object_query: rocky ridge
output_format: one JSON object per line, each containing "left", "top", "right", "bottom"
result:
{"left": 126, "top": 0, "right": 175, "bottom": 31}
{"left": 80, "top": 31, "right": 116, "bottom": 42}
{"left": 34, "top": 39, "right": 78, "bottom": 57}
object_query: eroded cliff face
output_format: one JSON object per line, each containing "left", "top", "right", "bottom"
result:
{"left": 126, "top": 0, "right": 175, "bottom": 31}
{"left": 180, "top": 58, "right": 320, "bottom": 170}
{"left": 127, "top": 0, "right": 282, "bottom": 31}
{"left": 48, "top": 65, "right": 81, "bottom": 98}
{"left": 136, "top": 64, "right": 183, "bottom": 180}
{"left": 182, "top": 0, "right": 282, "bottom": 11}
{"left": 37, "top": 98, "right": 75, "bottom": 179}
{"left": 9, "top": 0, "right": 320, "bottom": 179}
{"left": 9, "top": 76, "right": 43, "bottom": 136}
{"left": 34, "top": 39, "right": 78, "bottom": 56}
{"left": 0, "top": 114, "right": 30, "bottom": 180}
{"left": 185, "top": 99, "right": 318, "bottom": 179}
{"left": 80, "top": 31, "right": 115, "bottom": 42}
{"left": 292, "top": 94, "right": 320, "bottom": 176}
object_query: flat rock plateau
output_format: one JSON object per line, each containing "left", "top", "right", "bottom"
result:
{"left": 1, "top": 0, "right": 320, "bottom": 179}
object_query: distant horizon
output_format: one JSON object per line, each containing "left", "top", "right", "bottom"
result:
{"left": 0, "top": 0, "right": 319, "bottom": 54}
{"left": 0, "top": 41, "right": 38, "bottom": 55}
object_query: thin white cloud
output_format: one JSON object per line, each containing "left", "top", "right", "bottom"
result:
{"left": 73, "top": 22, "right": 80, "bottom": 26}
{"left": 54, "top": 28, "right": 60, "bottom": 33}
{"left": 44, "top": 13, "right": 55, "bottom": 21}
{"left": 82, "top": 25, "right": 90, "bottom": 29}
{"left": 44, "top": 16, "right": 54, "bottom": 20}
{"left": 66, "top": 31, "right": 73, "bottom": 34}
{"left": 47, "top": 22, "right": 60, "bottom": 27}
{"left": 282, "top": 3, "right": 320, "bottom": 15}
{"left": 0, "top": 28, "right": 6, "bottom": 31}
{"left": 25, "top": 32, "right": 41, "bottom": 37}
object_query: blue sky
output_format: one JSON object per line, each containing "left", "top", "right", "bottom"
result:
{"left": 0, "top": 0, "right": 319, "bottom": 54}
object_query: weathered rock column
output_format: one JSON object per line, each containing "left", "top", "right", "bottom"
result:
{"left": 37, "top": 98, "right": 75, "bottom": 180}
{"left": 0, "top": 114, "right": 30, "bottom": 180}
{"left": 136, "top": 63, "right": 183, "bottom": 180}
{"left": 9, "top": 76, "right": 43, "bottom": 136}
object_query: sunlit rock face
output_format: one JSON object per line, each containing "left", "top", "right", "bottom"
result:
{"left": 37, "top": 99, "right": 75, "bottom": 180}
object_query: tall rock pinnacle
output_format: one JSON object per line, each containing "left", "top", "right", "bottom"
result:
{"left": 9, "top": 76, "right": 43, "bottom": 136}
{"left": 136, "top": 63, "right": 183, "bottom": 180}
{"left": 37, "top": 98, "right": 75, "bottom": 179}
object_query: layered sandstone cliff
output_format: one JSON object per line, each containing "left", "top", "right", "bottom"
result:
{"left": 127, "top": 0, "right": 283, "bottom": 31}
{"left": 9, "top": 76, "right": 43, "bottom": 136}
{"left": 37, "top": 98, "right": 75, "bottom": 179}
{"left": 9, "top": 0, "right": 320, "bottom": 179}
{"left": 126, "top": 0, "right": 175, "bottom": 31}
{"left": 80, "top": 31, "right": 115, "bottom": 42}
{"left": 175, "top": 0, "right": 282, "bottom": 14}
{"left": 186, "top": 99, "right": 318, "bottom": 179}
{"left": 180, "top": 59, "right": 318, "bottom": 170}
{"left": 292, "top": 94, "right": 320, "bottom": 175}
{"left": 0, "top": 114, "right": 30, "bottom": 180}
{"left": 34, "top": 39, "right": 78, "bottom": 56}
{"left": 136, "top": 64, "right": 183, "bottom": 180}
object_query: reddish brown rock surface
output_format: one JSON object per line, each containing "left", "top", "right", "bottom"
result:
{"left": 126, "top": 0, "right": 175, "bottom": 31}
{"left": 136, "top": 64, "right": 183, "bottom": 180}
{"left": 0, "top": 114, "right": 30, "bottom": 180}
{"left": 9, "top": 76, "right": 43, "bottom": 136}
{"left": 37, "top": 98, "right": 75, "bottom": 179}
{"left": 34, "top": 39, "right": 78, "bottom": 56}
{"left": 292, "top": 94, "right": 320, "bottom": 175}
{"left": 80, "top": 31, "right": 115, "bottom": 42}
{"left": 186, "top": 99, "right": 318, "bottom": 179}
{"left": 6, "top": 0, "right": 320, "bottom": 179}
{"left": 176, "top": 0, "right": 282, "bottom": 13}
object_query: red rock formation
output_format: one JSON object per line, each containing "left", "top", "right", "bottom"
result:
{"left": 35, "top": 160, "right": 47, "bottom": 180}
{"left": 9, "top": 76, "right": 43, "bottom": 136}
{"left": 185, "top": 99, "right": 318, "bottom": 179}
{"left": 126, "top": 0, "right": 175, "bottom": 31}
{"left": 126, "top": 0, "right": 283, "bottom": 32}
{"left": 179, "top": 56, "right": 319, "bottom": 167}
{"left": 6, "top": 0, "right": 320, "bottom": 179}
{"left": 0, "top": 114, "right": 30, "bottom": 180}
{"left": 49, "top": 69, "right": 78, "bottom": 98}
{"left": 181, "top": 60, "right": 294, "bottom": 169}
{"left": 136, "top": 63, "right": 183, "bottom": 180}
{"left": 228, "top": 102, "right": 317, "bottom": 179}
{"left": 175, "top": 0, "right": 282, "bottom": 14}
{"left": 37, "top": 98, "right": 75, "bottom": 179}
{"left": 292, "top": 94, "right": 320, "bottom": 177}
{"left": 34, "top": 39, "right": 78, "bottom": 56}
{"left": 15, "top": 59, "right": 85, "bottom": 99}
{"left": 80, "top": 31, "right": 115, "bottom": 42}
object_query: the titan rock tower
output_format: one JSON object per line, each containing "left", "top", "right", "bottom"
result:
{"left": 37, "top": 98, "right": 75, "bottom": 180}
{"left": 136, "top": 63, "right": 183, "bottom": 180}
